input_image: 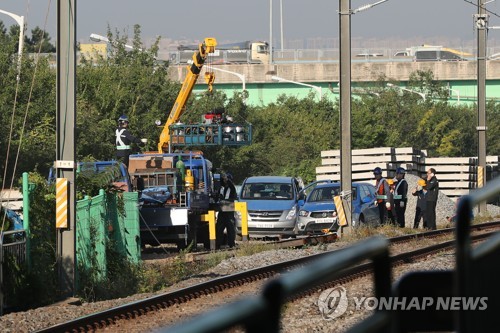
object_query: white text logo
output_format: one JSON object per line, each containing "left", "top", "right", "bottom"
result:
{"left": 317, "top": 287, "right": 488, "bottom": 320}
{"left": 317, "top": 286, "right": 348, "bottom": 320}
{"left": 354, "top": 296, "right": 488, "bottom": 311}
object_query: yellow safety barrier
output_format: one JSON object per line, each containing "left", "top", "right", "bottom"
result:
{"left": 334, "top": 195, "right": 348, "bottom": 227}
{"left": 478, "top": 166, "right": 484, "bottom": 188}
{"left": 235, "top": 202, "right": 248, "bottom": 242}
{"left": 56, "top": 178, "right": 68, "bottom": 229}
{"left": 201, "top": 210, "right": 216, "bottom": 250}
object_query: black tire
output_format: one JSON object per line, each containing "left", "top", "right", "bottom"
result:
{"left": 197, "top": 224, "right": 210, "bottom": 250}
{"left": 176, "top": 240, "right": 188, "bottom": 251}
{"left": 358, "top": 214, "right": 365, "bottom": 227}
{"left": 176, "top": 239, "right": 195, "bottom": 251}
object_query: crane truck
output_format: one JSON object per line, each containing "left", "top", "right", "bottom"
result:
{"left": 128, "top": 37, "right": 252, "bottom": 249}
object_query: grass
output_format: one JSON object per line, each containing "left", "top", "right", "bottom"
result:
{"left": 340, "top": 224, "right": 420, "bottom": 243}
{"left": 137, "top": 241, "right": 280, "bottom": 294}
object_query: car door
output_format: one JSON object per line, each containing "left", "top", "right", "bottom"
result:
{"left": 361, "top": 184, "right": 379, "bottom": 225}
{"left": 298, "top": 179, "right": 335, "bottom": 202}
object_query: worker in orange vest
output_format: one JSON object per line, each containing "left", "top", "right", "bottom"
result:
{"left": 386, "top": 178, "right": 397, "bottom": 225}
{"left": 373, "top": 167, "right": 390, "bottom": 226}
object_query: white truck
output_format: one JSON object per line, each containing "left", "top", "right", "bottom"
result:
{"left": 394, "top": 45, "right": 472, "bottom": 61}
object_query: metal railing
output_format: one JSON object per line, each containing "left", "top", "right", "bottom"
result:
{"left": 160, "top": 236, "right": 392, "bottom": 333}
{"left": 454, "top": 176, "right": 500, "bottom": 332}
{"left": 158, "top": 176, "right": 500, "bottom": 333}
{"left": 165, "top": 46, "right": 500, "bottom": 65}
{"left": 392, "top": 176, "right": 500, "bottom": 332}
{"left": 0, "top": 229, "right": 27, "bottom": 315}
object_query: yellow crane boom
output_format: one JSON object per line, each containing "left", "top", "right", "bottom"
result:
{"left": 158, "top": 37, "right": 217, "bottom": 153}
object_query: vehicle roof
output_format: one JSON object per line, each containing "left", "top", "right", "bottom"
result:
{"left": 313, "top": 181, "right": 373, "bottom": 189}
{"left": 80, "top": 161, "right": 120, "bottom": 167}
{"left": 243, "top": 176, "right": 295, "bottom": 183}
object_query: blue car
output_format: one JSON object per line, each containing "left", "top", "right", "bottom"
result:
{"left": 296, "top": 182, "right": 380, "bottom": 235}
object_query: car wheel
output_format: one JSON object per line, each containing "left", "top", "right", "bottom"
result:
{"left": 359, "top": 214, "right": 365, "bottom": 226}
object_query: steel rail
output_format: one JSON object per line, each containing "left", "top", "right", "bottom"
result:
{"left": 35, "top": 221, "right": 500, "bottom": 333}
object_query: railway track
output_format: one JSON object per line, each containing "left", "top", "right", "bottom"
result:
{"left": 36, "top": 221, "right": 500, "bottom": 333}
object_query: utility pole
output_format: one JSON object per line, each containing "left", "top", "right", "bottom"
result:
{"left": 280, "top": 0, "right": 284, "bottom": 52}
{"left": 476, "top": 0, "right": 487, "bottom": 214}
{"left": 339, "top": 0, "right": 353, "bottom": 227}
{"left": 269, "top": 0, "right": 273, "bottom": 64}
{"left": 56, "top": 0, "right": 77, "bottom": 298}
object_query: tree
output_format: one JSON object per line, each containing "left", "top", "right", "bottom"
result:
{"left": 0, "top": 24, "right": 491, "bottom": 188}
{"left": 25, "top": 27, "right": 55, "bottom": 53}
{"left": 486, "top": 101, "right": 500, "bottom": 156}
{"left": 0, "top": 20, "right": 20, "bottom": 55}
{"left": 77, "top": 25, "right": 175, "bottom": 161}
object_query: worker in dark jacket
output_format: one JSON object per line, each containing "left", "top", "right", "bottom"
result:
{"left": 115, "top": 115, "right": 144, "bottom": 168}
{"left": 216, "top": 172, "right": 237, "bottom": 248}
{"left": 412, "top": 178, "right": 427, "bottom": 228}
{"left": 425, "top": 168, "right": 439, "bottom": 230}
{"left": 393, "top": 167, "right": 408, "bottom": 228}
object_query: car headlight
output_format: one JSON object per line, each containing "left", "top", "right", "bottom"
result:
{"left": 286, "top": 206, "right": 297, "bottom": 220}
{"left": 235, "top": 211, "right": 242, "bottom": 223}
{"left": 299, "top": 210, "right": 309, "bottom": 217}
{"left": 235, "top": 211, "right": 251, "bottom": 224}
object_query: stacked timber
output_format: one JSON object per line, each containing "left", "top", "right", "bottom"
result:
{"left": 316, "top": 147, "right": 424, "bottom": 182}
{"left": 316, "top": 147, "right": 499, "bottom": 200}
{"left": 425, "top": 156, "right": 499, "bottom": 198}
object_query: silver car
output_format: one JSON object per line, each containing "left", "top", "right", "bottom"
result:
{"left": 236, "top": 176, "right": 302, "bottom": 238}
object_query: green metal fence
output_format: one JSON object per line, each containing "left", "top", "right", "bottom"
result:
{"left": 76, "top": 190, "right": 140, "bottom": 286}
{"left": 107, "top": 191, "right": 141, "bottom": 263}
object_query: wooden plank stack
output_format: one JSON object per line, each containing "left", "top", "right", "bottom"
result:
{"left": 316, "top": 146, "right": 499, "bottom": 200}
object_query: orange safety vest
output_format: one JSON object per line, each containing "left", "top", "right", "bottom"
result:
{"left": 375, "top": 178, "right": 388, "bottom": 203}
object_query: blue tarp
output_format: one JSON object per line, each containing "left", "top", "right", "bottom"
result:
{"left": 1, "top": 207, "right": 23, "bottom": 231}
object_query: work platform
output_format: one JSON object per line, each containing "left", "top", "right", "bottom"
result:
{"left": 169, "top": 123, "right": 252, "bottom": 147}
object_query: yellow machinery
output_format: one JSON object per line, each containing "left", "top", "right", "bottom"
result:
{"left": 157, "top": 37, "right": 217, "bottom": 153}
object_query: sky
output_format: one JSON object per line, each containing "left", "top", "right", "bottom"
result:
{"left": 1, "top": 0, "right": 500, "bottom": 48}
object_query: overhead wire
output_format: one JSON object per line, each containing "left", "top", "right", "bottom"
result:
{"left": 463, "top": 0, "right": 500, "bottom": 19}
{"left": 1, "top": 0, "right": 53, "bottom": 231}
{"left": 0, "top": 0, "right": 31, "bottom": 231}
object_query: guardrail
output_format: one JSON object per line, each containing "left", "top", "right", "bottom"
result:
{"left": 164, "top": 46, "right": 500, "bottom": 64}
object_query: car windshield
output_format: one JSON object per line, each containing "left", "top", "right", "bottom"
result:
{"left": 240, "top": 182, "right": 293, "bottom": 200}
{"left": 308, "top": 186, "right": 357, "bottom": 203}
{"left": 79, "top": 162, "right": 127, "bottom": 183}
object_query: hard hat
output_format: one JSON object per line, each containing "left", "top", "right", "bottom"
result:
{"left": 417, "top": 179, "right": 426, "bottom": 186}
{"left": 373, "top": 167, "right": 382, "bottom": 175}
{"left": 396, "top": 167, "right": 406, "bottom": 174}
{"left": 387, "top": 179, "right": 394, "bottom": 185}
{"left": 118, "top": 115, "right": 129, "bottom": 123}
